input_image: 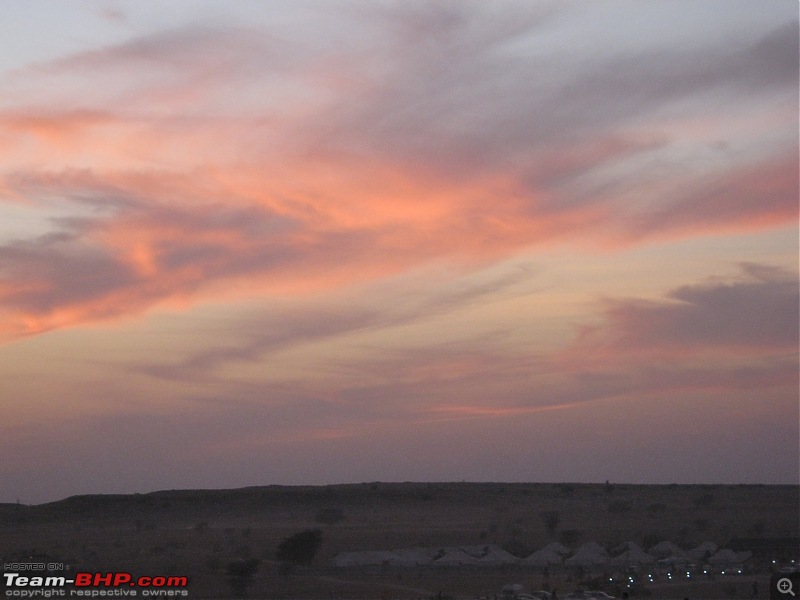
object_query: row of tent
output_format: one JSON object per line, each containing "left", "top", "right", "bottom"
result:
{"left": 333, "top": 541, "right": 753, "bottom": 568}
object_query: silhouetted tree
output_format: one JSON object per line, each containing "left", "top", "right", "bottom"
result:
{"left": 542, "top": 511, "right": 560, "bottom": 537}
{"left": 276, "top": 528, "right": 323, "bottom": 568}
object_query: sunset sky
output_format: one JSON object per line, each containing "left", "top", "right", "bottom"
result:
{"left": 1, "top": 1, "right": 797, "bottom": 504}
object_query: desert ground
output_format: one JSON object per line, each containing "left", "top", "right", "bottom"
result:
{"left": 1, "top": 482, "right": 798, "bottom": 599}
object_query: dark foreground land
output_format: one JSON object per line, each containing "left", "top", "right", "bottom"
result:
{"left": 1, "top": 482, "right": 798, "bottom": 599}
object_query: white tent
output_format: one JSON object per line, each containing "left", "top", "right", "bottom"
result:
{"left": 565, "top": 542, "right": 610, "bottom": 566}
{"left": 433, "top": 548, "right": 483, "bottom": 566}
{"left": 542, "top": 542, "right": 570, "bottom": 555}
{"left": 649, "top": 541, "right": 687, "bottom": 559}
{"left": 686, "top": 541, "right": 717, "bottom": 561}
{"left": 387, "top": 549, "right": 432, "bottom": 567}
{"left": 610, "top": 541, "right": 656, "bottom": 566}
{"left": 478, "top": 545, "right": 520, "bottom": 565}
{"left": 576, "top": 541, "right": 608, "bottom": 554}
{"left": 522, "top": 547, "right": 563, "bottom": 566}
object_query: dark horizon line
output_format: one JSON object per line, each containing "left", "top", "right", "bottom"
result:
{"left": 10, "top": 479, "right": 800, "bottom": 508}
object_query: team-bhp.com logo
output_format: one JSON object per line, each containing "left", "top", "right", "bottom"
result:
{"left": 3, "top": 572, "right": 189, "bottom": 597}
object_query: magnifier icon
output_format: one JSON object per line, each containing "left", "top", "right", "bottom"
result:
{"left": 778, "top": 578, "right": 796, "bottom": 596}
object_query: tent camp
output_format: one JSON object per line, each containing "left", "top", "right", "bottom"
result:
{"left": 565, "top": 542, "right": 610, "bottom": 566}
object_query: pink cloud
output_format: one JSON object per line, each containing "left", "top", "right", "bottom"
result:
{"left": 0, "top": 10, "right": 796, "bottom": 338}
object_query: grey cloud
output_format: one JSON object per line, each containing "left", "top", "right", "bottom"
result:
{"left": 664, "top": 277, "right": 798, "bottom": 349}
{"left": 586, "top": 264, "right": 799, "bottom": 352}
{"left": 305, "top": 8, "right": 797, "bottom": 178}
{"left": 0, "top": 232, "right": 138, "bottom": 315}
{"left": 554, "top": 22, "right": 798, "bottom": 125}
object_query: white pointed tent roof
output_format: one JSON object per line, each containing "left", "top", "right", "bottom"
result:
{"left": 542, "top": 542, "right": 570, "bottom": 555}
{"left": 577, "top": 541, "right": 608, "bottom": 554}
{"left": 649, "top": 541, "right": 687, "bottom": 558}
{"left": 433, "top": 548, "right": 483, "bottom": 566}
{"left": 565, "top": 542, "right": 610, "bottom": 566}
{"left": 522, "top": 547, "right": 563, "bottom": 566}
{"left": 687, "top": 541, "right": 718, "bottom": 560}
{"left": 610, "top": 541, "right": 656, "bottom": 566}
{"left": 478, "top": 545, "right": 520, "bottom": 565}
